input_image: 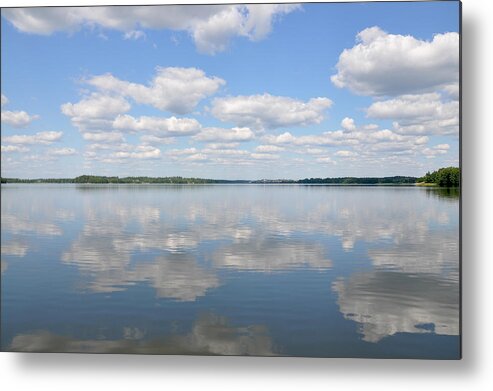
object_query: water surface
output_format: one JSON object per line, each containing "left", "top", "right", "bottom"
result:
{"left": 1, "top": 184, "right": 460, "bottom": 358}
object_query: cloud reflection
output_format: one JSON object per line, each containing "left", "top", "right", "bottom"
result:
{"left": 333, "top": 271, "right": 459, "bottom": 343}
{"left": 9, "top": 312, "right": 276, "bottom": 355}
{"left": 211, "top": 235, "right": 332, "bottom": 271}
{"left": 1, "top": 214, "right": 62, "bottom": 236}
{"left": 1, "top": 240, "right": 28, "bottom": 257}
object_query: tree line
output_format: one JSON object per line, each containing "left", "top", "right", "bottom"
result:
{"left": 417, "top": 167, "right": 460, "bottom": 187}
{"left": 1, "top": 168, "right": 460, "bottom": 186}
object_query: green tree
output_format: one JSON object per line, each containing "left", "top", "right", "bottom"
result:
{"left": 418, "top": 167, "right": 460, "bottom": 187}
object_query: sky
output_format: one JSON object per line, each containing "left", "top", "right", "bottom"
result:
{"left": 0, "top": 1, "right": 460, "bottom": 180}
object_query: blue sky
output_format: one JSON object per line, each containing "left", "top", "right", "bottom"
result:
{"left": 1, "top": 1, "right": 460, "bottom": 179}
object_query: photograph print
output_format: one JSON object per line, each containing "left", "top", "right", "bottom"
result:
{"left": 0, "top": 1, "right": 460, "bottom": 358}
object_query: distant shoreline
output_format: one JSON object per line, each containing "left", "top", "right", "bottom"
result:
{"left": 1, "top": 175, "right": 419, "bottom": 185}
{"left": 1, "top": 182, "right": 426, "bottom": 187}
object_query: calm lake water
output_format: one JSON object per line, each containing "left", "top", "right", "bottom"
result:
{"left": 1, "top": 184, "right": 460, "bottom": 358}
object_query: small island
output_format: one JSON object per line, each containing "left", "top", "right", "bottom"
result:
{"left": 0, "top": 167, "right": 460, "bottom": 186}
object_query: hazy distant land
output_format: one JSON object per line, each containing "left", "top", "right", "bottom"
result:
{"left": 0, "top": 167, "right": 460, "bottom": 187}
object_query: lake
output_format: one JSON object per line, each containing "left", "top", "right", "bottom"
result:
{"left": 0, "top": 184, "right": 460, "bottom": 358}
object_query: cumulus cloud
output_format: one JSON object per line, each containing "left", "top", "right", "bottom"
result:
{"left": 262, "top": 130, "right": 351, "bottom": 147}
{"left": 341, "top": 117, "right": 356, "bottom": 131}
{"left": 193, "top": 126, "right": 254, "bottom": 142}
{"left": 166, "top": 145, "right": 288, "bottom": 167}
{"left": 331, "top": 26, "right": 459, "bottom": 96}
{"left": 422, "top": 144, "right": 450, "bottom": 158}
{"left": 82, "top": 143, "right": 157, "bottom": 162}
{"left": 316, "top": 156, "right": 337, "bottom": 164}
{"left": 87, "top": 67, "right": 225, "bottom": 114}
{"left": 61, "top": 93, "right": 131, "bottom": 120}
{"left": 167, "top": 147, "right": 199, "bottom": 156}
{"left": 255, "top": 145, "right": 284, "bottom": 153}
{"left": 1, "top": 94, "right": 9, "bottom": 106}
{"left": 113, "top": 114, "right": 201, "bottom": 136}
{"left": 211, "top": 93, "right": 332, "bottom": 130}
{"left": 50, "top": 147, "right": 77, "bottom": 156}
{"left": 139, "top": 135, "right": 177, "bottom": 146}
{"left": 250, "top": 153, "right": 279, "bottom": 160}
{"left": 1, "top": 110, "right": 40, "bottom": 128}
{"left": 123, "top": 30, "right": 146, "bottom": 40}
{"left": 260, "top": 117, "right": 443, "bottom": 162}
{"left": 61, "top": 94, "right": 131, "bottom": 146}
{"left": 2, "top": 5, "right": 299, "bottom": 55}
{"left": 110, "top": 145, "right": 161, "bottom": 160}
{"left": 1, "top": 145, "right": 30, "bottom": 153}
{"left": 367, "top": 93, "right": 459, "bottom": 136}
{"left": 2, "top": 131, "right": 63, "bottom": 145}
{"left": 184, "top": 153, "right": 209, "bottom": 162}
{"left": 204, "top": 142, "right": 240, "bottom": 150}
{"left": 335, "top": 150, "right": 357, "bottom": 157}
{"left": 82, "top": 132, "right": 124, "bottom": 143}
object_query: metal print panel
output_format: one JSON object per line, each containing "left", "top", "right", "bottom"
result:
{"left": 0, "top": 1, "right": 461, "bottom": 359}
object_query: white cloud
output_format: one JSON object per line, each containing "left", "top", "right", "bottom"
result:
{"left": 61, "top": 93, "right": 131, "bottom": 120}
{"left": 331, "top": 26, "right": 459, "bottom": 96}
{"left": 111, "top": 145, "right": 161, "bottom": 159}
{"left": 51, "top": 147, "right": 77, "bottom": 156}
{"left": 191, "top": 6, "right": 246, "bottom": 54}
{"left": 2, "top": 5, "right": 300, "bottom": 55}
{"left": 85, "top": 144, "right": 161, "bottom": 162}
{"left": 1, "top": 110, "right": 39, "bottom": 128}
{"left": 1, "top": 94, "right": 9, "bottom": 106}
{"left": 341, "top": 117, "right": 356, "bottom": 131}
{"left": 204, "top": 142, "right": 239, "bottom": 150}
{"left": 305, "top": 148, "right": 326, "bottom": 155}
{"left": 211, "top": 93, "right": 332, "bottom": 130}
{"left": 140, "top": 135, "right": 177, "bottom": 145}
{"left": 185, "top": 153, "right": 208, "bottom": 162}
{"left": 113, "top": 114, "right": 201, "bottom": 136}
{"left": 422, "top": 144, "right": 450, "bottom": 158}
{"left": 255, "top": 145, "right": 284, "bottom": 153}
{"left": 262, "top": 130, "right": 352, "bottom": 147}
{"left": 260, "top": 117, "right": 445, "bottom": 162}
{"left": 367, "top": 93, "right": 459, "bottom": 136}
{"left": 82, "top": 132, "right": 124, "bottom": 143}
{"left": 194, "top": 4, "right": 300, "bottom": 54}
{"left": 316, "top": 156, "right": 337, "bottom": 164}
{"left": 167, "top": 148, "right": 199, "bottom": 157}
{"left": 443, "top": 83, "right": 459, "bottom": 100}
{"left": 335, "top": 150, "right": 357, "bottom": 157}
{"left": 3, "top": 131, "right": 63, "bottom": 145}
{"left": 367, "top": 93, "right": 451, "bottom": 119}
{"left": 202, "top": 148, "right": 248, "bottom": 157}
{"left": 87, "top": 67, "right": 225, "bottom": 114}
{"left": 193, "top": 126, "right": 254, "bottom": 142}
{"left": 1, "top": 145, "right": 30, "bottom": 153}
{"left": 250, "top": 153, "right": 280, "bottom": 160}
{"left": 123, "top": 30, "right": 146, "bottom": 40}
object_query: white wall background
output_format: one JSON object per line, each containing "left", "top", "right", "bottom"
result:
{"left": 1, "top": 0, "right": 491, "bottom": 389}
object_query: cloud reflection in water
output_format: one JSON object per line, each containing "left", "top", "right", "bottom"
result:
{"left": 9, "top": 312, "right": 276, "bottom": 355}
